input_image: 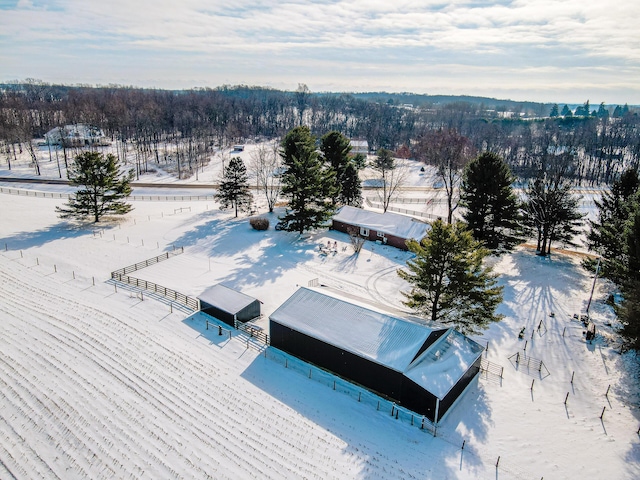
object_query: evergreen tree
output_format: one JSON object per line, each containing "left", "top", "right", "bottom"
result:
{"left": 585, "top": 168, "right": 639, "bottom": 282}
{"left": 460, "top": 152, "right": 522, "bottom": 252}
{"left": 549, "top": 104, "right": 559, "bottom": 117}
{"left": 612, "top": 105, "right": 623, "bottom": 118}
{"left": 214, "top": 156, "right": 253, "bottom": 217}
{"left": 561, "top": 105, "right": 572, "bottom": 117}
{"left": 320, "top": 130, "right": 362, "bottom": 206}
{"left": 56, "top": 151, "right": 133, "bottom": 222}
{"left": 279, "top": 126, "right": 337, "bottom": 233}
{"left": 340, "top": 161, "right": 363, "bottom": 207}
{"left": 618, "top": 202, "right": 640, "bottom": 350}
{"left": 398, "top": 220, "right": 503, "bottom": 335}
{"left": 597, "top": 102, "right": 609, "bottom": 119}
{"left": 523, "top": 173, "right": 584, "bottom": 256}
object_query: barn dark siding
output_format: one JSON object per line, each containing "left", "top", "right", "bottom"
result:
{"left": 437, "top": 356, "right": 482, "bottom": 421}
{"left": 271, "top": 320, "right": 442, "bottom": 419}
{"left": 200, "top": 303, "right": 236, "bottom": 326}
{"left": 271, "top": 321, "right": 405, "bottom": 398}
{"left": 200, "top": 299, "right": 260, "bottom": 326}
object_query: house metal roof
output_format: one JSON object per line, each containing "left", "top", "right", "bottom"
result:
{"left": 269, "top": 288, "right": 484, "bottom": 399}
{"left": 333, "top": 206, "right": 429, "bottom": 241}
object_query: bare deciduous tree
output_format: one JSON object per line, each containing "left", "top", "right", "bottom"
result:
{"left": 416, "top": 129, "right": 475, "bottom": 223}
{"left": 371, "top": 148, "right": 408, "bottom": 212}
{"left": 249, "top": 141, "right": 281, "bottom": 213}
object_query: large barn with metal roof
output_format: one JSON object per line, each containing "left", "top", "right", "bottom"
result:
{"left": 269, "top": 287, "right": 484, "bottom": 423}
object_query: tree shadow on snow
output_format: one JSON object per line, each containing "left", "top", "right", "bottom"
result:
{"left": 0, "top": 221, "right": 95, "bottom": 251}
{"left": 168, "top": 211, "right": 316, "bottom": 290}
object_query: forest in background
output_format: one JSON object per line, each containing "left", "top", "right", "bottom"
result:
{"left": 1, "top": 80, "right": 639, "bottom": 185}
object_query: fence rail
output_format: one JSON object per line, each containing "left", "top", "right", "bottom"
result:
{"left": 110, "top": 247, "right": 199, "bottom": 311}
{"left": 234, "top": 319, "right": 270, "bottom": 350}
{"left": 0, "top": 186, "right": 214, "bottom": 202}
{"left": 365, "top": 198, "right": 441, "bottom": 221}
{"left": 480, "top": 357, "right": 504, "bottom": 380}
{"left": 111, "top": 247, "right": 183, "bottom": 277}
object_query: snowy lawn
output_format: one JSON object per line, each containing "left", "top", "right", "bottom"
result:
{"left": 0, "top": 176, "right": 639, "bottom": 479}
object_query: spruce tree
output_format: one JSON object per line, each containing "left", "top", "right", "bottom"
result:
{"left": 214, "top": 156, "right": 253, "bottom": 217}
{"left": 56, "top": 151, "right": 133, "bottom": 222}
{"left": 586, "top": 168, "right": 639, "bottom": 282}
{"left": 618, "top": 201, "right": 640, "bottom": 350}
{"left": 398, "top": 220, "right": 503, "bottom": 335}
{"left": 279, "top": 126, "right": 337, "bottom": 233}
{"left": 319, "top": 128, "right": 363, "bottom": 206}
{"left": 523, "top": 173, "right": 584, "bottom": 256}
{"left": 461, "top": 152, "right": 522, "bottom": 252}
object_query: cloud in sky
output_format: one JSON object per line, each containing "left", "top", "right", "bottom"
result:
{"left": 1, "top": 0, "right": 639, "bottom": 103}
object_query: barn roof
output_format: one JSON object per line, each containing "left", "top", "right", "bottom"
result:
{"left": 198, "top": 284, "right": 258, "bottom": 314}
{"left": 333, "top": 206, "right": 429, "bottom": 241}
{"left": 269, "top": 288, "right": 484, "bottom": 399}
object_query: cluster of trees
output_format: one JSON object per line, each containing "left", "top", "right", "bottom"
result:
{"left": 586, "top": 169, "right": 640, "bottom": 349}
{"left": 2, "top": 81, "right": 639, "bottom": 187}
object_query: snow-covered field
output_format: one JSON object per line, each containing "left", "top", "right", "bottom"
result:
{"left": 1, "top": 144, "right": 639, "bottom": 479}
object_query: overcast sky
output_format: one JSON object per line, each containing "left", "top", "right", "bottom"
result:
{"left": 1, "top": 0, "right": 639, "bottom": 104}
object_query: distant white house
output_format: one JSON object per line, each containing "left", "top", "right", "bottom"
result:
{"left": 349, "top": 139, "right": 369, "bottom": 155}
{"left": 44, "top": 124, "right": 109, "bottom": 147}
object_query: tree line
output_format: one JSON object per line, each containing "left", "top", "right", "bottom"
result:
{"left": 1, "top": 80, "right": 639, "bottom": 186}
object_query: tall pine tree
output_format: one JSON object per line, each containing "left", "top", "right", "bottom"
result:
{"left": 320, "top": 131, "right": 361, "bottom": 205}
{"left": 524, "top": 173, "right": 584, "bottom": 256}
{"left": 586, "top": 168, "right": 639, "bottom": 282}
{"left": 398, "top": 220, "right": 503, "bottom": 335}
{"left": 279, "top": 126, "right": 337, "bottom": 234}
{"left": 214, "top": 156, "right": 253, "bottom": 217}
{"left": 461, "top": 152, "right": 522, "bottom": 252}
{"left": 57, "top": 151, "right": 133, "bottom": 223}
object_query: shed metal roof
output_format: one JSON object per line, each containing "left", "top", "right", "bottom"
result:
{"left": 269, "top": 288, "right": 484, "bottom": 399}
{"left": 198, "top": 284, "right": 258, "bottom": 314}
{"left": 333, "top": 206, "right": 429, "bottom": 241}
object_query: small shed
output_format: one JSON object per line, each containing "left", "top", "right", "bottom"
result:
{"left": 332, "top": 206, "right": 430, "bottom": 250}
{"left": 269, "top": 288, "right": 484, "bottom": 423}
{"left": 198, "top": 284, "right": 260, "bottom": 326}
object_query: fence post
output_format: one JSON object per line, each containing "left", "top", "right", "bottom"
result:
{"left": 496, "top": 456, "right": 500, "bottom": 468}
{"left": 563, "top": 326, "right": 567, "bottom": 337}
{"left": 358, "top": 392, "right": 361, "bottom": 402}
{"left": 605, "top": 385, "right": 611, "bottom": 397}
{"left": 564, "top": 392, "right": 569, "bottom": 404}
{"left": 92, "top": 277, "right": 95, "bottom": 286}
{"left": 600, "top": 406, "right": 606, "bottom": 419}
{"left": 461, "top": 440, "right": 465, "bottom": 450}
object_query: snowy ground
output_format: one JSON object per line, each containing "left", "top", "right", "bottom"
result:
{"left": 1, "top": 144, "right": 639, "bottom": 479}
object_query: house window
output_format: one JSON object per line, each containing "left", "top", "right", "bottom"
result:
{"left": 360, "top": 227, "right": 369, "bottom": 236}
{"left": 376, "top": 232, "right": 385, "bottom": 238}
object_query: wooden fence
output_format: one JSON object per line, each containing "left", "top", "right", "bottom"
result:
{"left": 110, "top": 247, "right": 199, "bottom": 311}
{"left": 0, "top": 186, "right": 214, "bottom": 202}
{"left": 234, "top": 319, "right": 270, "bottom": 351}
{"left": 364, "top": 198, "right": 441, "bottom": 221}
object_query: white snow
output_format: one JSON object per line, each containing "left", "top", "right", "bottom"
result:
{"left": 333, "top": 205, "right": 430, "bottom": 240}
{"left": 0, "top": 146, "right": 639, "bottom": 479}
{"left": 199, "top": 283, "right": 259, "bottom": 314}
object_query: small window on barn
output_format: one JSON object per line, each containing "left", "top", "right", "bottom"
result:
{"left": 377, "top": 231, "right": 386, "bottom": 238}
{"left": 360, "top": 227, "right": 369, "bottom": 236}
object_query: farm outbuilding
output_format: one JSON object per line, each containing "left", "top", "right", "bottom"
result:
{"left": 269, "top": 288, "right": 484, "bottom": 423}
{"left": 331, "top": 206, "right": 430, "bottom": 250}
{"left": 198, "top": 284, "right": 261, "bottom": 326}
